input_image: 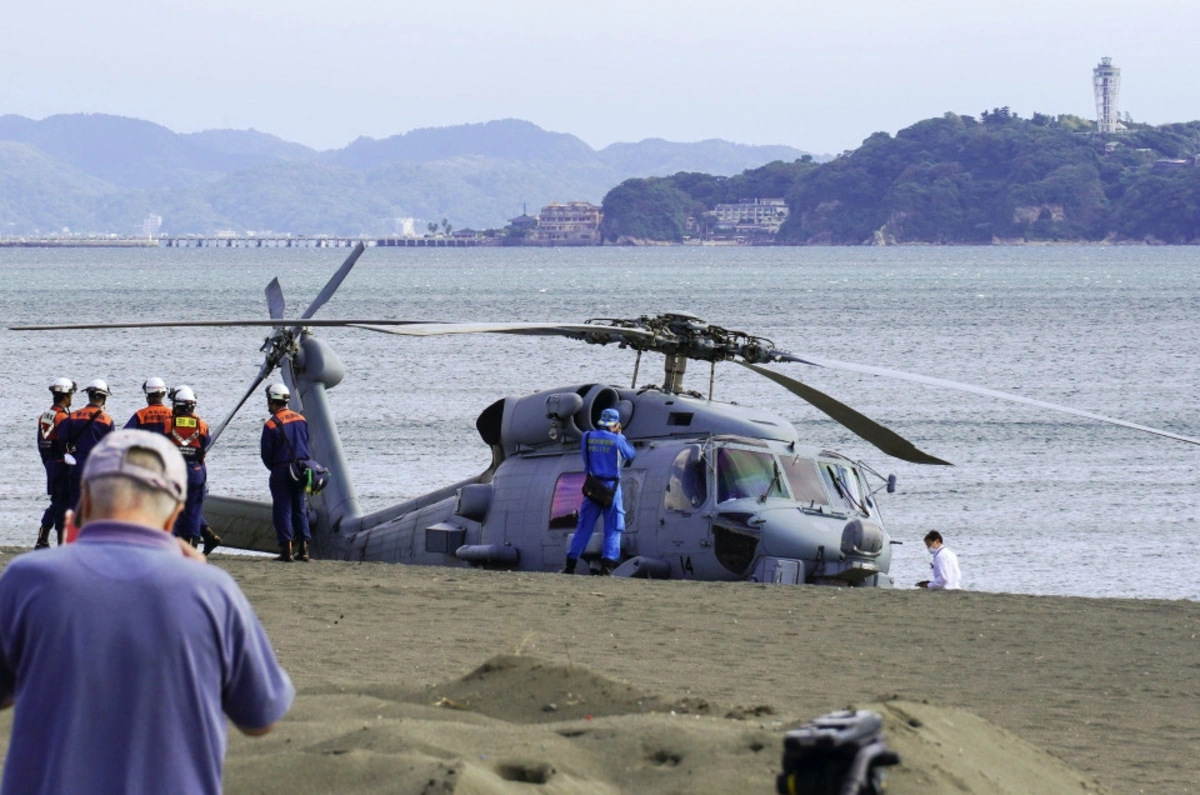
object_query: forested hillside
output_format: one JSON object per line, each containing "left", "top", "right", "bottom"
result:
{"left": 600, "top": 159, "right": 816, "bottom": 242}
{"left": 599, "top": 111, "right": 1200, "bottom": 244}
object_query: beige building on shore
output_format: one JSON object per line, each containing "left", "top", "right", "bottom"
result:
{"left": 711, "top": 198, "right": 789, "bottom": 234}
{"left": 529, "top": 201, "right": 603, "bottom": 245}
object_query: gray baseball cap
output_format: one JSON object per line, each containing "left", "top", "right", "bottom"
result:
{"left": 81, "top": 429, "right": 187, "bottom": 502}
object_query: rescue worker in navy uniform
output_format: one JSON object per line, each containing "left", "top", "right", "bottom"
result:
{"left": 165, "top": 386, "right": 214, "bottom": 552}
{"left": 260, "top": 383, "right": 311, "bottom": 563}
{"left": 58, "top": 379, "right": 115, "bottom": 515}
{"left": 124, "top": 377, "right": 173, "bottom": 432}
{"left": 35, "top": 378, "right": 77, "bottom": 547}
{"left": 565, "top": 407, "right": 637, "bottom": 575}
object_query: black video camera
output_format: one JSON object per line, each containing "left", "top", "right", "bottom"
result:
{"left": 776, "top": 709, "right": 899, "bottom": 795}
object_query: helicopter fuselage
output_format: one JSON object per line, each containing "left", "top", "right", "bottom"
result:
{"left": 289, "top": 382, "right": 896, "bottom": 586}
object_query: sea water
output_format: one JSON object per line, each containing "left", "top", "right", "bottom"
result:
{"left": 1, "top": 245, "right": 1197, "bottom": 600}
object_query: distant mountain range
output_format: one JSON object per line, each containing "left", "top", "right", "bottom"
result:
{"left": 0, "top": 114, "right": 815, "bottom": 235}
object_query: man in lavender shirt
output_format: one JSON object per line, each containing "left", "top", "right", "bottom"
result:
{"left": 0, "top": 430, "right": 294, "bottom": 794}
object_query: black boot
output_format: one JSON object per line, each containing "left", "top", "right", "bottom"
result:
{"left": 562, "top": 556, "right": 577, "bottom": 574}
{"left": 35, "top": 526, "right": 51, "bottom": 549}
{"left": 599, "top": 558, "right": 618, "bottom": 576}
{"left": 276, "top": 541, "right": 293, "bottom": 563}
{"left": 201, "top": 526, "right": 222, "bottom": 556}
{"left": 296, "top": 539, "right": 310, "bottom": 562}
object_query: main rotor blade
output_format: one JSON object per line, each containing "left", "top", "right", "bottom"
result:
{"left": 350, "top": 321, "right": 656, "bottom": 344}
{"left": 773, "top": 352, "right": 1200, "bottom": 447}
{"left": 8, "top": 319, "right": 436, "bottom": 331}
{"left": 740, "top": 362, "right": 951, "bottom": 465}
{"left": 300, "top": 242, "right": 365, "bottom": 320}
{"left": 265, "top": 278, "right": 285, "bottom": 320}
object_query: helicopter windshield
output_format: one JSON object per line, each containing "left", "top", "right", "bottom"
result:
{"left": 819, "top": 461, "right": 871, "bottom": 516}
{"left": 780, "top": 456, "right": 829, "bottom": 506}
{"left": 716, "top": 447, "right": 786, "bottom": 503}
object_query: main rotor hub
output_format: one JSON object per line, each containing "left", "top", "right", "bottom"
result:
{"left": 260, "top": 326, "right": 302, "bottom": 370}
{"left": 584, "top": 313, "right": 778, "bottom": 364}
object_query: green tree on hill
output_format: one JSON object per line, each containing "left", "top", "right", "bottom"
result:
{"left": 599, "top": 178, "right": 703, "bottom": 243}
{"left": 778, "top": 112, "right": 1120, "bottom": 243}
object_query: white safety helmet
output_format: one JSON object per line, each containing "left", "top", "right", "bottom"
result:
{"left": 170, "top": 385, "right": 197, "bottom": 405}
{"left": 85, "top": 379, "right": 111, "bottom": 397}
{"left": 265, "top": 383, "right": 290, "bottom": 402}
{"left": 143, "top": 377, "right": 167, "bottom": 396}
{"left": 49, "top": 377, "right": 77, "bottom": 395}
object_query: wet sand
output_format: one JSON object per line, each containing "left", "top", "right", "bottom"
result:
{"left": 3, "top": 554, "right": 1198, "bottom": 793}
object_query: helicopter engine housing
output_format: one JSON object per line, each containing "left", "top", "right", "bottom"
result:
{"left": 455, "top": 483, "right": 493, "bottom": 523}
{"left": 499, "top": 384, "right": 624, "bottom": 453}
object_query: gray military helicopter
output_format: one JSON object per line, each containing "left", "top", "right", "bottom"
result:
{"left": 14, "top": 245, "right": 1200, "bottom": 585}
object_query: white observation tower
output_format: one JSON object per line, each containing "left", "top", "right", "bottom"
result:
{"left": 1093, "top": 57, "right": 1122, "bottom": 134}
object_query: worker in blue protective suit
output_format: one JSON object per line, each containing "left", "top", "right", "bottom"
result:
{"left": 35, "top": 378, "right": 77, "bottom": 548}
{"left": 124, "top": 377, "right": 172, "bottom": 432}
{"left": 260, "top": 383, "right": 311, "bottom": 563}
{"left": 564, "top": 407, "right": 636, "bottom": 575}
{"left": 165, "top": 386, "right": 211, "bottom": 550}
{"left": 58, "top": 379, "right": 115, "bottom": 516}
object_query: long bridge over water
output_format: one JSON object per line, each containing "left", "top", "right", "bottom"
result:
{"left": 165, "top": 235, "right": 485, "bottom": 248}
{"left": 0, "top": 235, "right": 487, "bottom": 249}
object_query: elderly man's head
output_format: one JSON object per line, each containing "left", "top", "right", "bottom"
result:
{"left": 78, "top": 430, "right": 188, "bottom": 530}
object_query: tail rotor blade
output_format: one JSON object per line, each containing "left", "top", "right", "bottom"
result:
{"left": 207, "top": 370, "right": 269, "bottom": 449}
{"left": 739, "top": 362, "right": 952, "bottom": 465}
{"left": 210, "top": 245, "right": 363, "bottom": 448}
{"left": 300, "top": 242, "right": 365, "bottom": 320}
{"left": 265, "top": 278, "right": 285, "bottom": 320}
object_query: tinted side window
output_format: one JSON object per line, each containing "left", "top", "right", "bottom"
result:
{"left": 550, "top": 473, "right": 585, "bottom": 530}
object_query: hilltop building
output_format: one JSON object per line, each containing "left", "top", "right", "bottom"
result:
{"left": 1093, "top": 57, "right": 1124, "bottom": 134}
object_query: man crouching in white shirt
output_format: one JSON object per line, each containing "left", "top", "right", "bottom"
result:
{"left": 917, "top": 530, "right": 962, "bottom": 590}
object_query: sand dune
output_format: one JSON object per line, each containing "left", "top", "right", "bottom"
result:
{"left": 4, "top": 554, "right": 1198, "bottom": 793}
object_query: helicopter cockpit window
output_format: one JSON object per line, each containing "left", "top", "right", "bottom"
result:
{"left": 781, "top": 456, "right": 829, "bottom": 506}
{"left": 819, "top": 462, "right": 870, "bottom": 516}
{"left": 664, "top": 445, "right": 707, "bottom": 511}
{"left": 717, "top": 447, "right": 785, "bottom": 503}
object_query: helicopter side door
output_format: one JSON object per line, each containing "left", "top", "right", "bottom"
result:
{"left": 544, "top": 463, "right": 646, "bottom": 570}
{"left": 654, "top": 443, "right": 723, "bottom": 580}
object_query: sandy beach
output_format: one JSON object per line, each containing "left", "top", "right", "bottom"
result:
{"left": 1, "top": 553, "right": 1197, "bottom": 793}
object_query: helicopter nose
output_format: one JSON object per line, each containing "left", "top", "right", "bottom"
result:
{"left": 752, "top": 507, "right": 825, "bottom": 560}
{"left": 711, "top": 507, "right": 821, "bottom": 577}
{"left": 744, "top": 509, "right": 890, "bottom": 584}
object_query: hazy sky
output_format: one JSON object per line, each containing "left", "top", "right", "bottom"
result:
{"left": 2, "top": 0, "right": 1196, "bottom": 155}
